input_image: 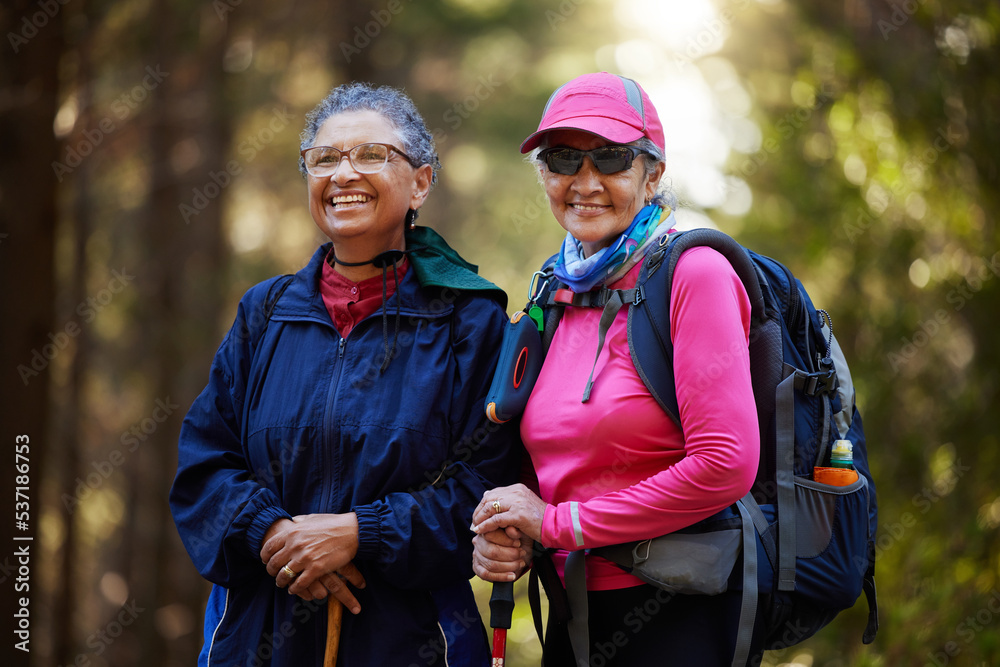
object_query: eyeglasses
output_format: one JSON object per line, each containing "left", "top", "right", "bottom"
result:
{"left": 539, "top": 145, "right": 649, "bottom": 175}
{"left": 301, "top": 142, "right": 418, "bottom": 177}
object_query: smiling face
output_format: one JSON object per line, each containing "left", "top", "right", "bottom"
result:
{"left": 540, "top": 130, "right": 664, "bottom": 257}
{"left": 307, "top": 110, "right": 432, "bottom": 261}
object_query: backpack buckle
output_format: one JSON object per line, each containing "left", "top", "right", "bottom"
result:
{"left": 799, "top": 368, "right": 838, "bottom": 396}
{"left": 633, "top": 285, "right": 645, "bottom": 306}
{"left": 553, "top": 288, "right": 577, "bottom": 305}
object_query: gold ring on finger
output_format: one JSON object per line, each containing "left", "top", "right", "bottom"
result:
{"left": 492, "top": 499, "right": 503, "bottom": 514}
{"left": 281, "top": 565, "right": 299, "bottom": 579}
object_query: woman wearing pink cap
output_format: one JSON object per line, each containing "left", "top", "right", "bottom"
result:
{"left": 470, "top": 73, "right": 764, "bottom": 665}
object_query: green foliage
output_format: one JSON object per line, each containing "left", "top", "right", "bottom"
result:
{"left": 718, "top": 1, "right": 1000, "bottom": 664}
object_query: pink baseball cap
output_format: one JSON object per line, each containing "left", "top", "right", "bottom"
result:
{"left": 520, "top": 72, "right": 665, "bottom": 154}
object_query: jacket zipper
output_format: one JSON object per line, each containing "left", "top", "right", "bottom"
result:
{"left": 322, "top": 336, "right": 347, "bottom": 512}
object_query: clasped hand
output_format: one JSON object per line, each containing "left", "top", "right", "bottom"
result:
{"left": 260, "top": 513, "right": 366, "bottom": 614}
{"left": 470, "top": 483, "right": 547, "bottom": 583}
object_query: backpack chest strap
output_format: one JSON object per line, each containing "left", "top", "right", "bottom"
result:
{"left": 540, "top": 286, "right": 645, "bottom": 402}
{"left": 547, "top": 285, "right": 644, "bottom": 308}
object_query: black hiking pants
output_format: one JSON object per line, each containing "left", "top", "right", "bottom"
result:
{"left": 541, "top": 583, "right": 766, "bottom": 666}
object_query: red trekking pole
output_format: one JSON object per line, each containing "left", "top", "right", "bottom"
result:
{"left": 489, "top": 581, "right": 515, "bottom": 666}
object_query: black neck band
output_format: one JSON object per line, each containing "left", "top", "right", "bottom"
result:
{"left": 329, "top": 249, "right": 407, "bottom": 269}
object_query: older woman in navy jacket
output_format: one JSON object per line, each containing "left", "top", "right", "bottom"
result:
{"left": 170, "top": 82, "right": 518, "bottom": 666}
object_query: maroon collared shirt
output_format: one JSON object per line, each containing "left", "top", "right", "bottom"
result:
{"left": 319, "top": 250, "right": 409, "bottom": 338}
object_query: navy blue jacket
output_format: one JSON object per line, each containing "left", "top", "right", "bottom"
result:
{"left": 170, "top": 230, "right": 519, "bottom": 666}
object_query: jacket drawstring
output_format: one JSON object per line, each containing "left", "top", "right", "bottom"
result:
{"left": 330, "top": 247, "right": 409, "bottom": 374}
{"left": 378, "top": 260, "right": 402, "bottom": 373}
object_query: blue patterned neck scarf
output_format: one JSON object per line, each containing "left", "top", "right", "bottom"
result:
{"left": 553, "top": 205, "right": 671, "bottom": 292}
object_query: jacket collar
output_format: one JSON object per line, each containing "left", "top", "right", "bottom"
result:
{"left": 268, "top": 226, "right": 506, "bottom": 324}
{"left": 406, "top": 226, "right": 506, "bottom": 308}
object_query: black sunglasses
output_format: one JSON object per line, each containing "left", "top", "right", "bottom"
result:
{"left": 539, "top": 145, "right": 649, "bottom": 175}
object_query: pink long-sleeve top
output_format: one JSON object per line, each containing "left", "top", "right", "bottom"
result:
{"left": 520, "top": 245, "right": 759, "bottom": 590}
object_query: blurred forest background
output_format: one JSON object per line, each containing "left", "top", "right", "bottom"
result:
{"left": 1, "top": 0, "right": 998, "bottom": 664}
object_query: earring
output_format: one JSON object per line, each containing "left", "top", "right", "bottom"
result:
{"left": 405, "top": 208, "right": 419, "bottom": 229}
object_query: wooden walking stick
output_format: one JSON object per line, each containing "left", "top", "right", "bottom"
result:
{"left": 323, "top": 598, "right": 344, "bottom": 667}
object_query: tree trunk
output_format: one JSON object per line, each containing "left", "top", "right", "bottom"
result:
{"left": 0, "top": 3, "right": 63, "bottom": 666}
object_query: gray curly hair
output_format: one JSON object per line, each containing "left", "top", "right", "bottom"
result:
{"left": 299, "top": 82, "right": 441, "bottom": 186}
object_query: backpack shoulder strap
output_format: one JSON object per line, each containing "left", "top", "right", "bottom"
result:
{"left": 627, "top": 228, "right": 768, "bottom": 425}
{"left": 248, "top": 274, "right": 295, "bottom": 350}
{"left": 664, "top": 229, "right": 766, "bottom": 319}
